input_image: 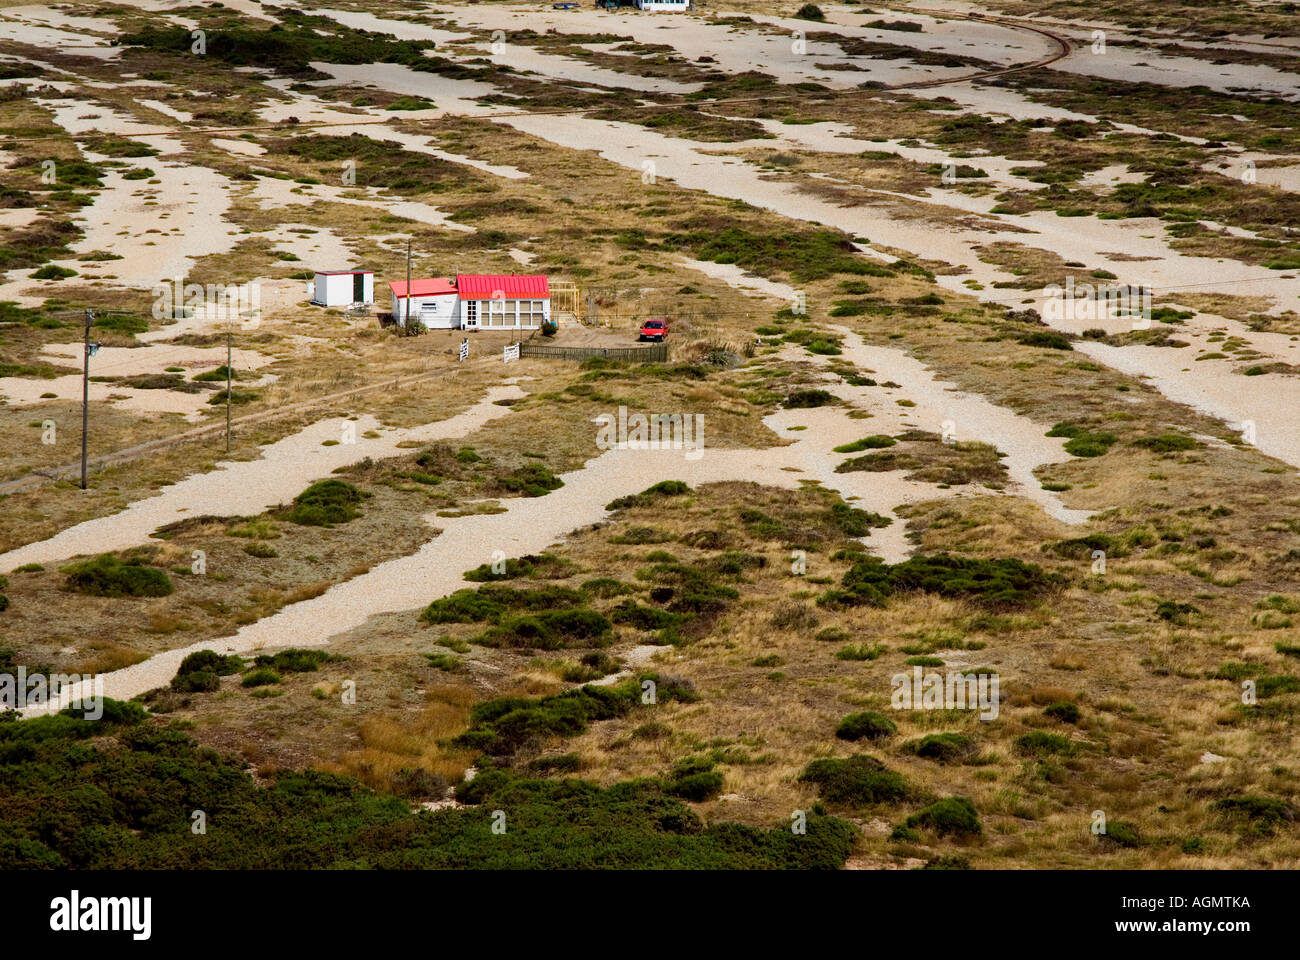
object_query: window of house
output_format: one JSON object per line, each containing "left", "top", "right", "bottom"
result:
{"left": 519, "top": 300, "right": 545, "bottom": 326}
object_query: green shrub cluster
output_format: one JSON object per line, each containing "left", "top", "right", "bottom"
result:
{"left": 905, "top": 796, "right": 981, "bottom": 837}
{"left": 901, "top": 732, "right": 976, "bottom": 763}
{"left": 170, "top": 650, "right": 244, "bottom": 693}
{"left": 798, "top": 755, "right": 911, "bottom": 806}
{"left": 662, "top": 756, "right": 724, "bottom": 801}
{"left": 476, "top": 609, "right": 613, "bottom": 650}
{"left": 500, "top": 463, "right": 564, "bottom": 497}
{"left": 835, "top": 711, "right": 896, "bottom": 742}
{"left": 61, "top": 554, "right": 173, "bottom": 598}
{"left": 821, "top": 554, "right": 1049, "bottom": 609}
{"left": 420, "top": 584, "right": 583, "bottom": 624}
{"left": 1047, "top": 423, "right": 1118, "bottom": 458}
{"left": 0, "top": 709, "right": 855, "bottom": 868}
{"left": 606, "top": 480, "right": 691, "bottom": 510}
{"left": 284, "top": 479, "right": 366, "bottom": 526}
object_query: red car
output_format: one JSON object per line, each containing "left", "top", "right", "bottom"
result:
{"left": 639, "top": 317, "right": 669, "bottom": 342}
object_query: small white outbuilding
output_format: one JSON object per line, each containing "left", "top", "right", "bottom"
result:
{"left": 312, "top": 270, "right": 374, "bottom": 307}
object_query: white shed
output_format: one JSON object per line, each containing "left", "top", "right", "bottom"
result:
{"left": 313, "top": 270, "right": 374, "bottom": 307}
{"left": 637, "top": 0, "right": 690, "bottom": 10}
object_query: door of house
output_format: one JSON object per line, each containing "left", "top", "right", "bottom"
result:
{"left": 353, "top": 273, "right": 364, "bottom": 302}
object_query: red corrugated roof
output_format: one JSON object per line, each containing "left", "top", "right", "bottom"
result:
{"left": 456, "top": 274, "right": 549, "bottom": 299}
{"left": 389, "top": 278, "right": 457, "bottom": 298}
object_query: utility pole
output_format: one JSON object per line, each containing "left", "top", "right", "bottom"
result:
{"left": 80, "top": 309, "right": 92, "bottom": 489}
{"left": 404, "top": 237, "right": 412, "bottom": 335}
{"left": 225, "top": 320, "right": 232, "bottom": 453}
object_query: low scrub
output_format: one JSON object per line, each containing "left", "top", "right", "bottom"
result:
{"left": 798, "top": 755, "right": 911, "bottom": 805}
{"left": 62, "top": 554, "right": 173, "bottom": 598}
{"left": 901, "top": 733, "right": 976, "bottom": 763}
{"left": 835, "top": 711, "right": 896, "bottom": 742}
{"left": 905, "top": 796, "right": 981, "bottom": 837}
{"left": 821, "top": 554, "right": 1049, "bottom": 609}
{"left": 284, "top": 479, "right": 367, "bottom": 526}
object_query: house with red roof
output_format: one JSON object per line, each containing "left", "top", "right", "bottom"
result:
{"left": 389, "top": 274, "right": 550, "bottom": 331}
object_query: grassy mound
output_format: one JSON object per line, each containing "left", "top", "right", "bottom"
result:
{"left": 821, "top": 554, "right": 1050, "bottom": 609}
{"left": 61, "top": 554, "right": 173, "bottom": 598}
{"left": 798, "top": 755, "right": 911, "bottom": 806}
{"left": 284, "top": 479, "right": 366, "bottom": 526}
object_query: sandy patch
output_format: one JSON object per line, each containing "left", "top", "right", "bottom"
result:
{"left": 0, "top": 385, "right": 524, "bottom": 573}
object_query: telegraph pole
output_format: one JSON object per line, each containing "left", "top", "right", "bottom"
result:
{"left": 80, "top": 309, "right": 92, "bottom": 489}
{"left": 225, "top": 320, "right": 232, "bottom": 453}
{"left": 404, "top": 237, "right": 412, "bottom": 334}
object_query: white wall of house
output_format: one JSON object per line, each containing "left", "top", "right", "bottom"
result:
{"left": 394, "top": 292, "right": 460, "bottom": 328}
{"left": 313, "top": 272, "right": 373, "bottom": 306}
{"left": 637, "top": 0, "right": 690, "bottom": 10}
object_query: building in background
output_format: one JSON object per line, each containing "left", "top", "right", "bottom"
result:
{"left": 311, "top": 270, "right": 373, "bottom": 307}
{"left": 389, "top": 274, "right": 551, "bottom": 331}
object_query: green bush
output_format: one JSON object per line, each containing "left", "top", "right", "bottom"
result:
{"left": 795, "top": 3, "right": 825, "bottom": 20}
{"left": 824, "top": 554, "right": 1049, "bottom": 609}
{"left": 784, "top": 388, "right": 834, "bottom": 408}
{"left": 284, "top": 479, "right": 365, "bottom": 526}
{"left": 664, "top": 757, "right": 724, "bottom": 801}
{"left": 798, "top": 755, "right": 910, "bottom": 805}
{"left": 835, "top": 643, "right": 884, "bottom": 661}
{"left": 1014, "top": 730, "right": 1074, "bottom": 756}
{"left": 241, "top": 668, "right": 281, "bottom": 688}
{"left": 500, "top": 463, "right": 563, "bottom": 497}
{"left": 610, "top": 600, "right": 682, "bottom": 631}
{"left": 171, "top": 650, "right": 243, "bottom": 691}
{"left": 477, "top": 609, "right": 613, "bottom": 650}
{"left": 171, "top": 670, "right": 220, "bottom": 693}
{"left": 1255, "top": 674, "right": 1300, "bottom": 698}
{"left": 254, "top": 649, "right": 331, "bottom": 673}
{"left": 605, "top": 479, "right": 692, "bottom": 511}
{"left": 835, "top": 711, "right": 896, "bottom": 742}
{"left": 61, "top": 554, "right": 173, "bottom": 598}
{"left": 903, "top": 732, "right": 975, "bottom": 763}
{"left": 1211, "top": 794, "right": 1296, "bottom": 834}
{"left": 420, "top": 584, "right": 584, "bottom": 624}
{"left": 1133, "top": 433, "right": 1198, "bottom": 454}
{"left": 1044, "top": 701, "right": 1081, "bottom": 724}
{"left": 906, "top": 796, "right": 981, "bottom": 837}
{"left": 833, "top": 435, "right": 896, "bottom": 453}
{"left": 1017, "top": 331, "right": 1073, "bottom": 350}
{"left": 1100, "top": 820, "right": 1142, "bottom": 848}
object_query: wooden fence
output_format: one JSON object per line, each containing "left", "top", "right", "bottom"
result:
{"left": 519, "top": 342, "right": 669, "bottom": 363}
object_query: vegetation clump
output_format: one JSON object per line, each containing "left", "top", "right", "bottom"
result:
{"left": 798, "top": 755, "right": 911, "bottom": 805}
{"left": 901, "top": 733, "right": 976, "bottom": 763}
{"left": 170, "top": 650, "right": 244, "bottom": 692}
{"left": 61, "top": 554, "right": 173, "bottom": 598}
{"left": 835, "top": 711, "right": 897, "bottom": 742}
{"left": 904, "top": 796, "right": 981, "bottom": 837}
{"left": 606, "top": 480, "right": 691, "bottom": 510}
{"left": 284, "top": 479, "right": 366, "bottom": 526}
{"left": 821, "top": 554, "right": 1049, "bottom": 609}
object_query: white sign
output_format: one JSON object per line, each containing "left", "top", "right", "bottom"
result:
{"left": 459, "top": 339, "right": 469, "bottom": 362}
{"left": 503, "top": 343, "right": 520, "bottom": 363}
